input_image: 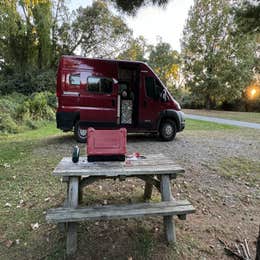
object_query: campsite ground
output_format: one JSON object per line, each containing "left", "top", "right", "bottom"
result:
{"left": 0, "top": 119, "right": 259, "bottom": 259}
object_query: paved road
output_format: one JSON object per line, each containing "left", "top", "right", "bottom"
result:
{"left": 185, "top": 114, "right": 260, "bottom": 129}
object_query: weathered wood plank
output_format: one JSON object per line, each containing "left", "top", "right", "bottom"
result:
{"left": 53, "top": 156, "right": 184, "bottom": 177}
{"left": 66, "top": 177, "right": 79, "bottom": 256}
{"left": 161, "top": 175, "right": 176, "bottom": 243}
{"left": 46, "top": 200, "right": 195, "bottom": 223}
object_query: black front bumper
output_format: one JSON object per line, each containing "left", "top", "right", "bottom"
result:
{"left": 176, "top": 111, "right": 185, "bottom": 131}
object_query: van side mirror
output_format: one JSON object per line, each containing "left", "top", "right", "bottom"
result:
{"left": 160, "top": 89, "right": 167, "bottom": 102}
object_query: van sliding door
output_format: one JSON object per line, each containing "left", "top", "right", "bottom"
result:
{"left": 79, "top": 76, "right": 118, "bottom": 127}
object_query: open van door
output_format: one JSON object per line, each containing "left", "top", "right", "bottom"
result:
{"left": 139, "top": 71, "right": 164, "bottom": 129}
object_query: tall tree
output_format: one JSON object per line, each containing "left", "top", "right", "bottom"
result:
{"left": 117, "top": 36, "right": 149, "bottom": 61}
{"left": 110, "top": 0, "right": 169, "bottom": 14}
{"left": 149, "top": 40, "right": 180, "bottom": 92}
{"left": 235, "top": 0, "right": 260, "bottom": 34}
{"left": 0, "top": 0, "right": 52, "bottom": 71}
{"left": 181, "top": 0, "right": 257, "bottom": 109}
{"left": 58, "top": 1, "right": 132, "bottom": 58}
{"left": 235, "top": 0, "right": 260, "bottom": 73}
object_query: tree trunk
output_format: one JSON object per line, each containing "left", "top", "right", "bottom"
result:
{"left": 205, "top": 94, "right": 216, "bottom": 109}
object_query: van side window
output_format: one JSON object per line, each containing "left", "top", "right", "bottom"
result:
{"left": 69, "top": 74, "right": 80, "bottom": 85}
{"left": 87, "top": 77, "right": 113, "bottom": 94}
{"left": 145, "top": 77, "right": 159, "bottom": 99}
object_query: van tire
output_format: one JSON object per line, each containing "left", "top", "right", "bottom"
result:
{"left": 74, "top": 121, "right": 87, "bottom": 143}
{"left": 159, "top": 119, "right": 176, "bottom": 141}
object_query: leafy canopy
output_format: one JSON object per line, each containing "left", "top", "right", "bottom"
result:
{"left": 181, "top": 0, "right": 257, "bottom": 108}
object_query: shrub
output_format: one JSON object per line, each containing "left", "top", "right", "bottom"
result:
{"left": 17, "top": 92, "right": 56, "bottom": 121}
{"left": 0, "top": 91, "right": 56, "bottom": 134}
{"left": 0, "top": 114, "right": 19, "bottom": 134}
{"left": 0, "top": 69, "right": 56, "bottom": 95}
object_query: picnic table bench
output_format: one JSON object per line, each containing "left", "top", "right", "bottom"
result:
{"left": 46, "top": 154, "right": 195, "bottom": 256}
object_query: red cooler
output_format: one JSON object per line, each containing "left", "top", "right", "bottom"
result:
{"left": 87, "top": 128, "right": 127, "bottom": 162}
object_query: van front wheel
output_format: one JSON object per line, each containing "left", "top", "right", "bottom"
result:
{"left": 159, "top": 119, "right": 176, "bottom": 141}
{"left": 74, "top": 121, "right": 87, "bottom": 143}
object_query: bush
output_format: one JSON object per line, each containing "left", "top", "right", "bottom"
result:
{"left": 17, "top": 92, "right": 56, "bottom": 121}
{"left": 0, "top": 69, "right": 56, "bottom": 95}
{"left": 0, "top": 114, "right": 19, "bottom": 134}
{"left": 0, "top": 91, "right": 56, "bottom": 134}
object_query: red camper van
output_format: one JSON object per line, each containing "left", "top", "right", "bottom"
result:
{"left": 56, "top": 56, "right": 185, "bottom": 142}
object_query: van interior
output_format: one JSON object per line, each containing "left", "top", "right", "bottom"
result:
{"left": 118, "top": 63, "right": 140, "bottom": 127}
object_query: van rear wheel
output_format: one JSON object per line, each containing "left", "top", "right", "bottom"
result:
{"left": 159, "top": 119, "right": 176, "bottom": 141}
{"left": 74, "top": 121, "right": 87, "bottom": 143}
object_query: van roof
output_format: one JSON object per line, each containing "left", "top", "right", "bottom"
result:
{"left": 61, "top": 55, "right": 147, "bottom": 66}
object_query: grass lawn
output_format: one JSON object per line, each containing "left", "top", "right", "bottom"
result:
{"left": 0, "top": 120, "right": 258, "bottom": 259}
{"left": 183, "top": 109, "right": 260, "bottom": 124}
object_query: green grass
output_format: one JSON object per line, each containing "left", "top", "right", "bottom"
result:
{"left": 0, "top": 121, "right": 61, "bottom": 142}
{"left": 183, "top": 109, "right": 260, "bottom": 124}
{"left": 185, "top": 118, "right": 238, "bottom": 130}
{"left": 0, "top": 122, "right": 68, "bottom": 259}
{"left": 133, "top": 226, "right": 154, "bottom": 259}
{"left": 0, "top": 119, "right": 254, "bottom": 259}
{"left": 216, "top": 157, "right": 260, "bottom": 186}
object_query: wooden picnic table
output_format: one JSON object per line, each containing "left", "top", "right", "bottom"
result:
{"left": 46, "top": 154, "right": 195, "bottom": 256}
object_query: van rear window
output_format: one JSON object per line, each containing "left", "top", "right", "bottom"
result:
{"left": 69, "top": 74, "right": 80, "bottom": 85}
{"left": 87, "top": 77, "right": 113, "bottom": 94}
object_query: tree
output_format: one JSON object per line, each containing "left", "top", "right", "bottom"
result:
{"left": 0, "top": 0, "right": 52, "bottom": 71}
{"left": 110, "top": 0, "right": 169, "bottom": 14}
{"left": 58, "top": 1, "right": 132, "bottom": 58}
{"left": 235, "top": 0, "right": 260, "bottom": 34}
{"left": 148, "top": 39, "right": 180, "bottom": 92}
{"left": 0, "top": 0, "right": 132, "bottom": 94}
{"left": 117, "top": 36, "right": 149, "bottom": 61}
{"left": 235, "top": 0, "right": 260, "bottom": 74}
{"left": 181, "top": 0, "right": 257, "bottom": 109}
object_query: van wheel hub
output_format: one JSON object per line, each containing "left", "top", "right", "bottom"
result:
{"left": 165, "top": 125, "right": 173, "bottom": 136}
{"left": 79, "top": 128, "right": 87, "bottom": 137}
{"left": 159, "top": 119, "right": 177, "bottom": 141}
{"left": 74, "top": 121, "right": 87, "bottom": 143}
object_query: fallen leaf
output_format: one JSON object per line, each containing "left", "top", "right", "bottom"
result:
{"left": 30, "top": 223, "right": 40, "bottom": 230}
{"left": 4, "top": 203, "right": 11, "bottom": 208}
{"left": 4, "top": 240, "right": 13, "bottom": 248}
{"left": 44, "top": 197, "right": 50, "bottom": 202}
{"left": 4, "top": 163, "right": 10, "bottom": 168}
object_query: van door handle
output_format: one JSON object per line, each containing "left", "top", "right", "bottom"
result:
{"left": 112, "top": 100, "right": 115, "bottom": 107}
{"left": 144, "top": 100, "right": 147, "bottom": 107}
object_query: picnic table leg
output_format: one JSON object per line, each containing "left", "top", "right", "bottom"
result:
{"left": 58, "top": 179, "right": 69, "bottom": 232}
{"left": 78, "top": 177, "right": 83, "bottom": 204}
{"left": 143, "top": 177, "right": 153, "bottom": 201}
{"left": 66, "top": 176, "right": 79, "bottom": 256}
{"left": 160, "top": 174, "right": 176, "bottom": 244}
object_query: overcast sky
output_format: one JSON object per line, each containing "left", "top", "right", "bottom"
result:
{"left": 69, "top": 0, "right": 194, "bottom": 52}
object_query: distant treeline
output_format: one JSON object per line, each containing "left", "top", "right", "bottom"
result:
{"left": 0, "top": 0, "right": 259, "bottom": 111}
